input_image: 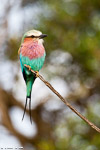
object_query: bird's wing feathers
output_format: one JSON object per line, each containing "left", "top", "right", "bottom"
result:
{"left": 20, "top": 55, "right": 27, "bottom": 81}
{"left": 19, "top": 55, "right": 24, "bottom": 72}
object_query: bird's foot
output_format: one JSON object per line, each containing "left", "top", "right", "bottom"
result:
{"left": 27, "top": 65, "right": 31, "bottom": 71}
{"left": 35, "top": 71, "right": 39, "bottom": 77}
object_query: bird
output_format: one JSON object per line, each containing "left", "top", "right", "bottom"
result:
{"left": 18, "top": 29, "right": 47, "bottom": 123}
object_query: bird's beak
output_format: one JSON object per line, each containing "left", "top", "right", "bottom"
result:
{"left": 39, "top": 34, "right": 47, "bottom": 39}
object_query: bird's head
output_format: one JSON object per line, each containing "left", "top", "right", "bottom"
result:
{"left": 21, "top": 29, "right": 47, "bottom": 44}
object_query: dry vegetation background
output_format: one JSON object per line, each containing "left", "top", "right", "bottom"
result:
{"left": 0, "top": 0, "right": 100, "bottom": 149}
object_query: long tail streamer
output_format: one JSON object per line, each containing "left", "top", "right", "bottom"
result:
{"left": 22, "top": 97, "right": 32, "bottom": 124}
{"left": 22, "top": 97, "right": 28, "bottom": 121}
{"left": 29, "top": 97, "right": 32, "bottom": 124}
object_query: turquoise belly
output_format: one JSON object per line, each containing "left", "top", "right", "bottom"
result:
{"left": 20, "top": 53, "right": 46, "bottom": 72}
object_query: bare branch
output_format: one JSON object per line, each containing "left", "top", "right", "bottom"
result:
{"left": 24, "top": 64, "right": 100, "bottom": 133}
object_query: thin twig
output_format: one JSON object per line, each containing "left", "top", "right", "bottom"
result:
{"left": 24, "top": 64, "right": 100, "bottom": 133}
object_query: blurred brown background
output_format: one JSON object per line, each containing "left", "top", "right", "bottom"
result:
{"left": 0, "top": 0, "right": 100, "bottom": 149}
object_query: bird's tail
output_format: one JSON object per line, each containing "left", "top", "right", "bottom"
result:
{"left": 22, "top": 80, "right": 34, "bottom": 123}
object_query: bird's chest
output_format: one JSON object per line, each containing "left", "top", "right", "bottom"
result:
{"left": 21, "top": 42, "right": 45, "bottom": 60}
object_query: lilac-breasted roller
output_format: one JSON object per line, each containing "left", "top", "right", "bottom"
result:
{"left": 18, "top": 29, "right": 47, "bottom": 123}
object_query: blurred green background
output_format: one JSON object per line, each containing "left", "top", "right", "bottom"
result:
{"left": 0, "top": 0, "right": 100, "bottom": 149}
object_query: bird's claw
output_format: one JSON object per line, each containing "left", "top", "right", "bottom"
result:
{"left": 25, "top": 65, "right": 39, "bottom": 77}
{"left": 27, "top": 65, "right": 31, "bottom": 71}
{"left": 35, "top": 71, "right": 39, "bottom": 77}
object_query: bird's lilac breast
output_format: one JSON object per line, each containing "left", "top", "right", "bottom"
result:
{"left": 20, "top": 41, "right": 45, "bottom": 60}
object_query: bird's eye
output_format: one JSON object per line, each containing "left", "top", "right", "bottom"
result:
{"left": 31, "top": 35, "right": 35, "bottom": 38}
